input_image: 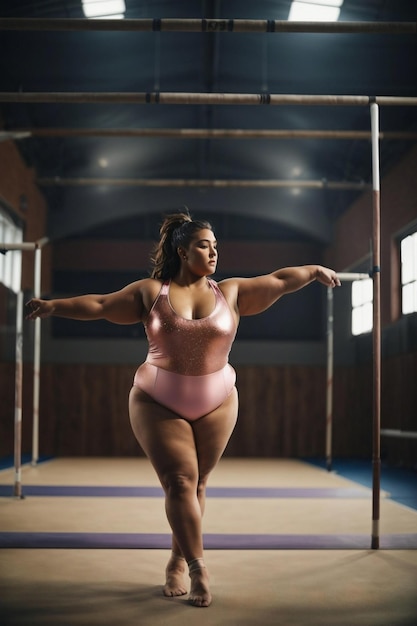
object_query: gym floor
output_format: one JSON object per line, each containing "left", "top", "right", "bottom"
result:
{"left": 0, "top": 457, "right": 416, "bottom": 626}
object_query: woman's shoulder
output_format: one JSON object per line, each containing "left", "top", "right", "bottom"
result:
{"left": 129, "top": 277, "right": 164, "bottom": 318}
{"left": 122, "top": 276, "right": 163, "bottom": 293}
{"left": 137, "top": 277, "right": 164, "bottom": 297}
{"left": 217, "top": 276, "right": 240, "bottom": 291}
{"left": 216, "top": 277, "right": 241, "bottom": 300}
{"left": 139, "top": 277, "right": 164, "bottom": 287}
{"left": 215, "top": 278, "right": 241, "bottom": 317}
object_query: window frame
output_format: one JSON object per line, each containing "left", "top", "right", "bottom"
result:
{"left": 0, "top": 206, "right": 23, "bottom": 294}
{"left": 400, "top": 230, "right": 417, "bottom": 316}
{"left": 351, "top": 276, "right": 373, "bottom": 336}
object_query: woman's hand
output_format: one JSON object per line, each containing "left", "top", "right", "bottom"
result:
{"left": 315, "top": 266, "right": 341, "bottom": 288}
{"left": 25, "top": 298, "right": 55, "bottom": 320}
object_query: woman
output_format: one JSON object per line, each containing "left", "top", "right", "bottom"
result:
{"left": 26, "top": 210, "right": 341, "bottom": 607}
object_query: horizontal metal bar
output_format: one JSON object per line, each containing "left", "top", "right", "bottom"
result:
{"left": 0, "top": 242, "right": 38, "bottom": 251}
{"left": 36, "top": 177, "right": 369, "bottom": 189}
{"left": 1, "top": 92, "right": 417, "bottom": 106}
{"left": 381, "top": 429, "right": 417, "bottom": 440}
{"left": 0, "top": 18, "right": 415, "bottom": 34}
{"left": 0, "top": 131, "right": 32, "bottom": 142}
{"left": 3, "top": 128, "right": 417, "bottom": 140}
{"left": 336, "top": 273, "right": 371, "bottom": 281}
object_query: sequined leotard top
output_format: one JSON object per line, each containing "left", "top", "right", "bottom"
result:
{"left": 144, "top": 279, "right": 237, "bottom": 376}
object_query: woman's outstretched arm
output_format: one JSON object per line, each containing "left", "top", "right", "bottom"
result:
{"left": 222, "top": 265, "right": 341, "bottom": 317}
{"left": 25, "top": 279, "right": 148, "bottom": 325}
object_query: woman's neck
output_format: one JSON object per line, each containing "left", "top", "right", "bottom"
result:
{"left": 172, "top": 273, "right": 210, "bottom": 288}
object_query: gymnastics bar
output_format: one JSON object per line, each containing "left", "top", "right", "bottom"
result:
{"left": 31, "top": 241, "right": 48, "bottom": 466}
{"left": 13, "top": 290, "right": 23, "bottom": 498}
{"left": 1, "top": 93, "right": 417, "bottom": 107}
{"left": 0, "top": 18, "right": 415, "bottom": 34}
{"left": 0, "top": 242, "right": 35, "bottom": 497}
{"left": 35, "top": 178, "right": 370, "bottom": 190}
{"left": 3, "top": 128, "right": 417, "bottom": 141}
{"left": 0, "top": 239, "right": 48, "bottom": 497}
{"left": 370, "top": 102, "right": 381, "bottom": 550}
{"left": 326, "top": 273, "right": 369, "bottom": 473}
{"left": 0, "top": 242, "right": 39, "bottom": 251}
{"left": 380, "top": 429, "right": 417, "bottom": 439}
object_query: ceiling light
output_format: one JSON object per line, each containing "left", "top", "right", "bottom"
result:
{"left": 288, "top": 0, "right": 344, "bottom": 22}
{"left": 82, "top": 0, "right": 126, "bottom": 19}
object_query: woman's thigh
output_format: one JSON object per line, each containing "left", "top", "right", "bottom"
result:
{"left": 191, "top": 387, "right": 239, "bottom": 478}
{"left": 129, "top": 386, "right": 199, "bottom": 483}
{"left": 128, "top": 385, "right": 238, "bottom": 483}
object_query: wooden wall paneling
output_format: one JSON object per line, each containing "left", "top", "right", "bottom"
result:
{"left": 228, "top": 366, "right": 286, "bottom": 457}
{"left": 381, "top": 352, "right": 417, "bottom": 467}
{"left": 36, "top": 364, "right": 57, "bottom": 456}
{"left": 332, "top": 363, "right": 373, "bottom": 459}
{"left": 85, "top": 364, "right": 142, "bottom": 457}
{"left": 106, "top": 365, "right": 141, "bottom": 457}
{"left": 270, "top": 367, "right": 290, "bottom": 457}
{"left": 39, "top": 363, "right": 142, "bottom": 457}
{"left": 41, "top": 364, "right": 84, "bottom": 456}
{"left": 0, "top": 362, "right": 34, "bottom": 458}
{"left": 229, "top": 366, "right": 326, "bottom": 458}
{"left": 282, "top": 366, "right": 327, "bottom": 458}
{"left": 1, "top": 357, "right": 414, "bottom": 462}
{"left": 0, "top": 363, "right": 15, "bottom": 457}
{"left": 226, "top": 366, "right": 257, "bottom": 456}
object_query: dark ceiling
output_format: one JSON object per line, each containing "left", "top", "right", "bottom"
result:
{"left": 0, "top": 1, "right": 416, "bottom": 245}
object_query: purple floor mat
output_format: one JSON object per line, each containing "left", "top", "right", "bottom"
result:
{"left": 0, "top": 485, "right": 371, "bottom": 498}
{"left": 1, "top": 531, "right": 416, "bottom": 550}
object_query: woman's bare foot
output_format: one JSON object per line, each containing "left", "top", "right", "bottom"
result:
{"left": 188, "top": 559, "right": 212, "bottom": 608}
{"left": 163, "top": 553, "right": 187, "bottom": 597}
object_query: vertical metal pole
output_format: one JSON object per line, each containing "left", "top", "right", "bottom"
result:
{"left": 370, "top": 101, "right": 381, "bottom": 549}
{"left": 14, "top": 290, "right": 24, "bottom": 499}
{"left": 326, "top": 286, "right": 334, "bottom": 471}
{"left": 32, "top": 245, "right": 42, "bottom": 465}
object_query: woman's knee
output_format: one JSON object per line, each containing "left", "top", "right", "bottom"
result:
{"left": 196, "top": 475, "right": 209, "bottom": 498}
{"left": 162, "top": 470, "right": 198, "bottom": 497}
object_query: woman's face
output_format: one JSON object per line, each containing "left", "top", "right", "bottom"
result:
{"left": 181, "top": 228, "right": 218, "bottom": 276}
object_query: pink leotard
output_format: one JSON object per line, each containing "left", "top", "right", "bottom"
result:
{"left": 133, "top": 279, "right": 237, "bottom": 420}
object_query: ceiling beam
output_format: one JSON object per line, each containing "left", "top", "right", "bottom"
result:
{"left": 1, "top": 92, "right": 417, "bottom": 106}
{"left": 0, "top": 18, "right": 415, "bottom": 34}
{"left": 2, "top": 129, "right": 417, "bottom": 140}
{"left": 37, "top": 177, "right": 369, "bottom": 190}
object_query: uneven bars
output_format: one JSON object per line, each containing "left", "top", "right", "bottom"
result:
{"left": 32, "top": 246, "right": 42, "bottom": 465}
{"left": 337, "top": 272, "right": 371, "bottom": 281}
{"left": 326, "top": 272, "right": 369, "bottom": 471}
{"left": 370, "top": 102, "right": 381, "bottom": 550}
{"left": 0, "top": 18, "right": 415, "bottom": 34}
{"left": 0, "top": 243, "right": 27, "bottom": 496}
{"left": 13, "top": 291, "right": 23, "bottom": 499}
{"left": 0, "top": 93, "right": 417, "bottom": 106}
{"left": 0, "top": 242, "right": 37, "bottom": 252}
{"left": 0, "top": 240, "right": 48, "bottom": 487}
{"left": 31, "top": 237, "right": 48, "bottom": 465}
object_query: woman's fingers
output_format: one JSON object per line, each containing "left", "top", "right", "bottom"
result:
{"left": 317, "top": 266, "right": 341, "bottom": 288}
{"left": 25, "top": 299, "right": 46, "bottom": 319}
